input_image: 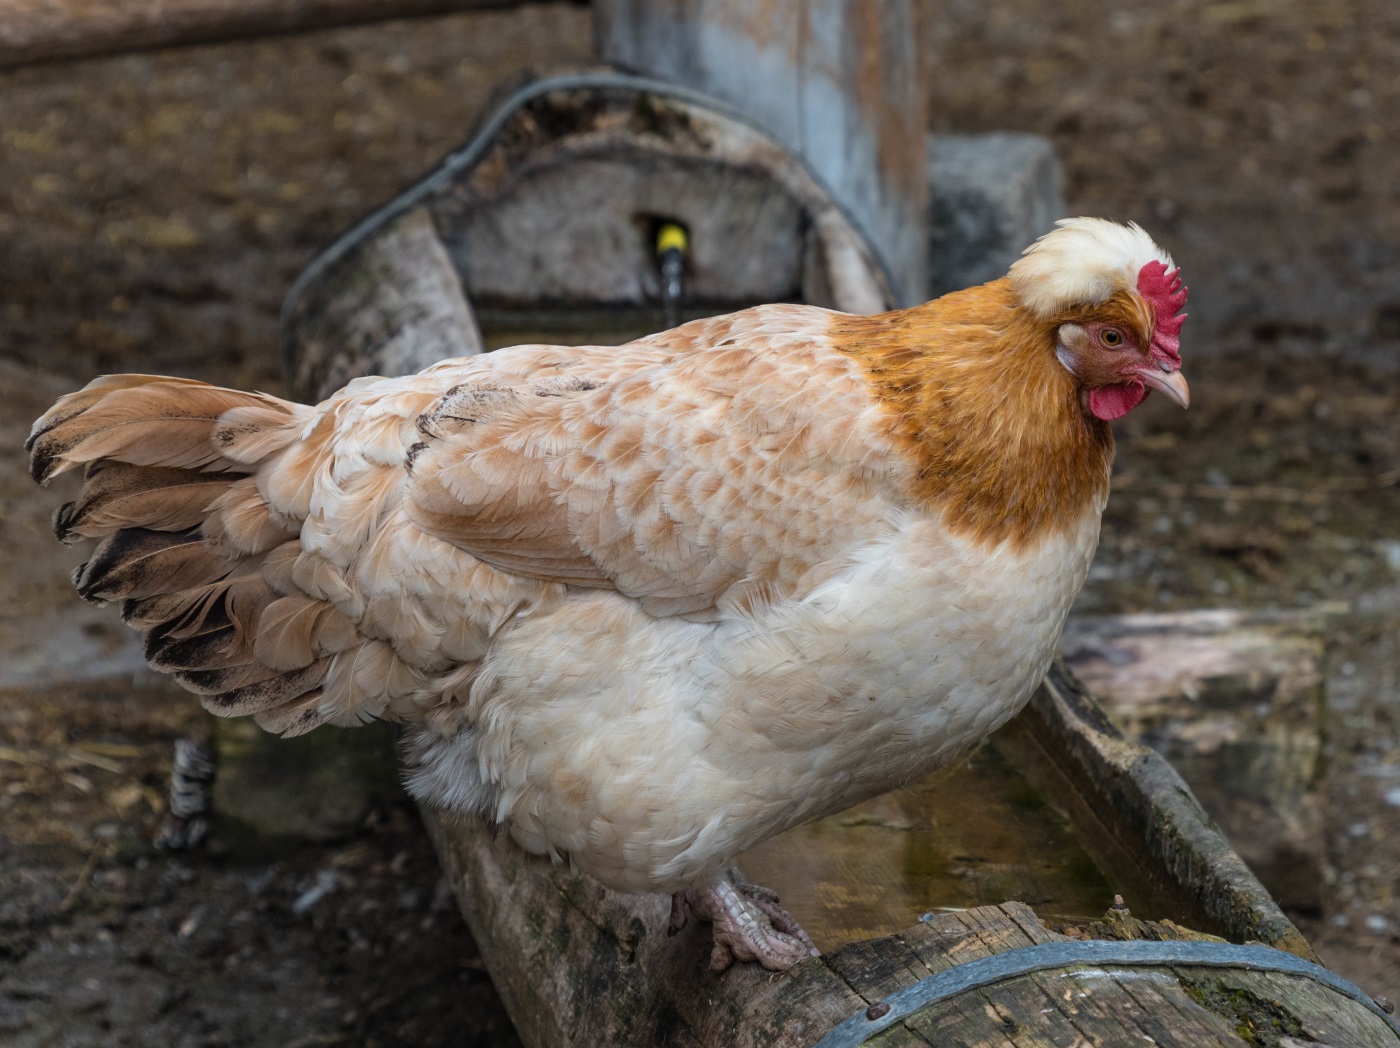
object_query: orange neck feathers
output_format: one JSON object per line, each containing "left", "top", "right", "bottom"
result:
{"left": 832, "top": 278, "right": 1114, "bottom": 550}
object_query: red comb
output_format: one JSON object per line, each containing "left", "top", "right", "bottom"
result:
{"left": 1137, "top": 260, "right": 1187, "bottom": 367}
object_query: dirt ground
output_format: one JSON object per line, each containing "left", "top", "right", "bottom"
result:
{"left": 2, "top": 2, "right": 1399, "bottom": 1044}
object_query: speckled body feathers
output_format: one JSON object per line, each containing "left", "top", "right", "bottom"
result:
{"left": 29, "top": 220, "right": 1183, "bottom": 895}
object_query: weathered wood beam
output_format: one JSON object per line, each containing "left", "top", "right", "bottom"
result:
{"left": 0, "top": 0, "right": 564, "bottom": 69}
{"left": 422, "top": 800, "right": 1390, "bottom": 1045}
{"left": 1062, "top": 609, "right": 1328, "bottom": 914}
{"left": 287, "top": 205, "right": 484, "bottom": 401}
{"left": 1025, "top": 661, "right": 1319, "bottom": 964}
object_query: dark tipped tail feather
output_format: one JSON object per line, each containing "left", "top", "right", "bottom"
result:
{"left": 28, "top": 375, "right": 338, "bottom": 737}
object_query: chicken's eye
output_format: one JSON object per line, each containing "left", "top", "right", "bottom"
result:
{"left": 1100, "top": 328, "right": 1124, "bottom": 348}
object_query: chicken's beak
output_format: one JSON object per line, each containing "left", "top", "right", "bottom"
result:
{"left": 1140, "top": 368, "right": 1190, "bottom": 409}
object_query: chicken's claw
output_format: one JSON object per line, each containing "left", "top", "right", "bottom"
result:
{"left": 668, "top": 889, "right": 691, "bottom": 936}
{"left": 677, "top": 878, "right": 819, "bottom": 972}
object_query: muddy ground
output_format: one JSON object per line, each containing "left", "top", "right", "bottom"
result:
{"left": 1, "top": 2, "right": 1399, "bottom": 1044}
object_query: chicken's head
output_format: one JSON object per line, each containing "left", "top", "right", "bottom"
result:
{"left": 1009, "top": 218, "right": 1189, "bottom": 421}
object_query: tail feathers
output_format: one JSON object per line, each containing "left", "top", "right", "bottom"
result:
{"left": 53, "top": 463, "right": 230, "bottom": 544}
{"left": 28, "top": 375, "right": 303, "bottom": 485}
{"left": 137, "top": 568, "right": 341, "bottom": 733}
{"left": 202, "top": 660, "right": 331, "bottom": 719}
{"left": 74, "top": 528, "right": 239, "bottom": 605}
{"left": 147, "top": 624, "right": 253, "bottom": 674}
{"left": 25, "top": 375, "right": 185, "bottom": 456}
{"left": 120, "top": 567, "right": 263, "bottom": 632}
{"left": 122, "top": 569, "right": 262, "bottom": 630}
{"left": 201, "top": 478, "right": 299, "bottom": 558}
{"left": 142, "top": 574, "right": 276, "bottom": 672}
{"left": 255, "top": 690, "right": 331, "bottom": 738}
{"left": 213, "top": 404, "right": 310, "bottom": 465}
{"left": 33, "top": 373, "right": 426, "bottom": 740}
{"left": 254, "top": 594, "right": 359, "bottom": 672}
{"left": 174, "top": 661, "right": 286, "bottom": 697}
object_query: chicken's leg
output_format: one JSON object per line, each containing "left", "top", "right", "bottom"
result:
{"left": 671, "top": 875, "right": 819, "bottom": 972}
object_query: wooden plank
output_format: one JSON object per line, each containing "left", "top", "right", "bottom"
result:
{"left": 1170, "top": 966, "right": 1400, "bottom": 1047}
{"left": 823, "top": 933, "right": 933, "bottom": 1006}
{"left": 594, "top": 0, "right": 929, "bottom": 307}
{"left": 975, "top": 977, "right": 1116, "bottom": 1048}
{"left": 1108, "top": 970, "right": 1249, "bottom": 1048}
{"left": 1061, "top": 610, "right": 1327, "bottom": 913}
{"left": 1019, "top": 662, "right": 1320, "bottom": 964}
{"left": 286, "top": 205, "right": 484, "bottom": 402}
{"left": 422, "top": 800, "right": 1391, "bottom": 1046}
{"left": 0, "top": 0, "right": 543, "bottom": 69}
{"left": 885, "top": 909, "right": 1398, "bottom": 1048}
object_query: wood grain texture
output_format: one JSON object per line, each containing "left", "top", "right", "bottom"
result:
{"left": 0, "top": 0, "right": 544, "bottom": 69}
{"left": 287, "top": 206, "right": 483, "bottom": 402}
{"left": 595, "top": 0, "right": 929, "bottom": 307}
{"left": 1063, "top": 609, "right": 1328, "bottom": 913}
{"left": 1026, "top": 662, "right": 1321, "bottom": 965}
{"left": 420, "top": 819, "right": 1397, "bottom": 1048}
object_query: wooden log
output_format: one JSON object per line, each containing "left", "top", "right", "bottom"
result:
{"left": 286, "top": 205, "right": 484, "bottom": 402}
{"left": 1062, "top": 610, "right": 1328, "bottom": 914}
{"left": 416, "top": 663, "right": 1331, "bottom": 1046}
{"left": 1022, "top": 662, "right": 1320, "bottom": 964}
{"left": 594, "top": 0, "right": 929, "bottom": 307}
{"left": 422, "top": 815, "right": 1399, "bottom": 1047}
{"left": 0, "top": 0, "right": 547, "bottom": 70}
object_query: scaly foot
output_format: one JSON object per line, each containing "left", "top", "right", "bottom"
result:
{"left": 671, "top": 876, "right": 819, "bottom": 972}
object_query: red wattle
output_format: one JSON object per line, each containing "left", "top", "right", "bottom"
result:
{"left": 1089, "top": 382, "right": 1148, "bottom": 420}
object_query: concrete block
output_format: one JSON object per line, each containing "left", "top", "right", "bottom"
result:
{"left": 927, "top": 132, "right": 1065, "bottom": 298}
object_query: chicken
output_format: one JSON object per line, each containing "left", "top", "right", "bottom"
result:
{"left": 27, "top": 217, "right": 1188, "bottom": 972}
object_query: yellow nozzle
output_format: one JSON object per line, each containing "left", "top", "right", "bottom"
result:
{"left": 656, "top": 222, "right": 688, "bottom": 254}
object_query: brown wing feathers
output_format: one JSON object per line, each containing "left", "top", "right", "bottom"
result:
{"left": 28, "top": 375, "right": 342, "bottom": 736}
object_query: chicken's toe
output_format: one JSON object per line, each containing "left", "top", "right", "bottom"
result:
{"left": 669, "top": 888, "right": 693, "bottom": 936}
{"left": 689, "top": 879, "right": 819, "bottom": 972}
